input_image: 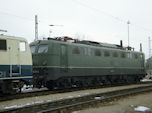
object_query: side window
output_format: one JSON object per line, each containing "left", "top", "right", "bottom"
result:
{"left": 127, "top": 53, "right": 130, "bottom": 58}
{"left": 88, "top": 48, "right": 92, "bottom": 56}
{"left": 38, "top": 45, "right": 48, "bottom": 53}
{"left": 121, "top": 52, "right": 126, "bottom": 58}
{"left": 84, "top": 48, "right": 88, "bottom": 55}
{"left": 30, "top": 46, "right": 36, "bottom": 53}
{"left": 72, "top": 46, "right": 80, "bottom": 54}
{"left": 94, "top": 49, "right": 101, "bottom": 56}
{"left": 127, "top": 52, "right": 133, "bottom": 58}
{"left": 113, "top": 51, "right": 118, "bottom": 57}
{"left": 20, "top": 42, "right": 26, "bottom": 52}
{"left": 83, "top": 48, "right": 92, "bottom": 56}
{"left": 0, "top": 39, "right": 7, "bottom": 50}
{"left": 12, "top": 65, "right": 20, "bottom": 74}
{"left": 61, "top": 45, "right": 66, "bottom": 55}
{"left": 104, "top": 51, "right": 110, "bottom": 57}
{"left": 134, "top": 54, "right": 138, "bottom": 59}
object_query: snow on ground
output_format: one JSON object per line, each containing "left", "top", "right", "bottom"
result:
{"left": 4, "top": 102, "right": 36, "bottom": 109}
{"left": 141, "top": 78, "right": 152, "bottom": 82}
{"left": 4, "top": 100, "right": 46, "bottom": 110}
{"left": 21, "top": 85, "right": 33, "bottom": 92}
{"left": 4, "top": 105, "right": 19, "bottom": 109}
{"left": 94, "top": 96, "right": 105, "bottom": 100}
{"left": 94, "top": 96, "right": 102, "bottom": 100}
{"left": 134, "top": 106, "right": 150, "bottom": 112}
{"left": 21, "top": 85, "right": 48, "bottom": 93}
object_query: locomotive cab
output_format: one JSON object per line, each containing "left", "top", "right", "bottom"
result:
{"left": 30, "top": 39, "right": 69, "bottom": 89}
{"left": 0, "top": 35, "right": 32, "bottom": 94}
{"left": 30, "top": 40, "right": 50, "bottom": 88}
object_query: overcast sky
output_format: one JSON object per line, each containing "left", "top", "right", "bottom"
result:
{"left": 0, "top": 0, "right": 152, "bottom": 58}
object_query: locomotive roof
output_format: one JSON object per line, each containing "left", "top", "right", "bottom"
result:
{"left": 0, "top": 34, "right": 27, "bottom": 42}
{"left": 30, "top": 37, "right": 142, "bottom": 53}
{"left": 31, "top": 38, "right": 121, "bottom": 48}
{"left": 76, "top": 40, "right": 122, "bottom": 49}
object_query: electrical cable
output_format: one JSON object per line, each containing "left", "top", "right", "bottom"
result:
{"left": 72, "top": 0, "right": 152, "bottom": 34}
{"left": 0, "top": 10, "right": 33, "bottom": 22}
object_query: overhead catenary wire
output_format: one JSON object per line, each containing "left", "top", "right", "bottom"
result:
{"left": 72, "top": 0, "right": 126, "bottom": 23}
{"left": 72, "top": 0, "right": 152, "bottom": 34}
{"left": 0, "top": 2, "right": 152, "bottom": 34}
{"left": 0, "top": 10, "right": 34, "bottom": 22}
{"left": 0, "top": 10, "right": 65, "bottom": 31}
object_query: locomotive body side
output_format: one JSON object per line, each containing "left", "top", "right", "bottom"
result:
{"left": 145, "top": 57, "right": 152, "bottom": 79}
{"left": 30, "top": 39, "right": 145, "bottom": 89}
{"left": 0, "top": 35, "right": 32, "bottom": 93}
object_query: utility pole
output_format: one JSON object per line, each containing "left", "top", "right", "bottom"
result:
{"left": 149, "top": 37, "right": 152, "bottom": 58}
{"left": 127, "top": 20, "right": 130, "bottom": 47}
{"left": 35, "top": 15, "right": 38, "bottom": 41}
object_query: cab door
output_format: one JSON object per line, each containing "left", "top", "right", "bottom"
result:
{"left": 9, "top": 40, "right": 22, "bottom": 76}
{"left": 60, "top": 45, "right": 68, "bottom": 71}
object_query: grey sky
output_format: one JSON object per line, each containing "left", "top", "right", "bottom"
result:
{"left": 0, "top": 0, "right": 152, "bottom": 58}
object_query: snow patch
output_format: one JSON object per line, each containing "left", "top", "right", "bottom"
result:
{"left": 4, "top": 105, "right": 19, "bottom": 109}
{"left": 130, "top": 105, "right": 134, "bottom": 107}
{"left": 141, "top": 78, "right": 152, "bottom": 82}
{"left": 34, "top": 101, "right": 44, "bottom": 104}
{"left": 47, "top": 100, "right": 53, "bottom": 102}
{"left": 134, "top": 106, "right": 150, "bottom": 112}
{"left": 5, "top": 104, "right": 26, "bottom": 109}
{"left": 25, "top": 103, "right": 32, "bottom": 106}
{"left": 76, "top": 95, "right": 81, "bottom": 97}
{"left": 21, "top": 85, "right": 33, "bottom": 92}
{"left": 94, "top": 96, "right": 101, "bottom": 100}
{"left": 4, "top": 101, "right": 45, "bottom": 110}
{"left": 68, "top": 96, "right": 74, "bottom": 98}
{"left": 84, "top": 93, "right": 90, "bottom": 95}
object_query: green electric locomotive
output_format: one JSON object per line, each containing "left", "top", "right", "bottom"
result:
{"left": 30, "top": 37, "right": 145, "bottom": 89}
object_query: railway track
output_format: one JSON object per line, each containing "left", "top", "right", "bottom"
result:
{"left": 1, "top": 83, "right": 152, "bottom": 113}
{"left": 0, "top": 87, "right": 84, "bottom": 102}
{"left": 0, "top": 81, "right": 151, "bottom": 102}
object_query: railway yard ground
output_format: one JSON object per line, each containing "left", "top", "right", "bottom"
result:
{"left": 0, "top": 80, "right": 152, "bottom": 113}
{"left": 73, "top": 87, "right": 152, "bottom": 113}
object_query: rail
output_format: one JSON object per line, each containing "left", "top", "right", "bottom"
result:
{"left": 1, "top": 84, "right": 152, "bottom": 113}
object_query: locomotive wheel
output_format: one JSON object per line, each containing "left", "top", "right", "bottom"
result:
{"left": 1, "top": 80, "right": 25, "bottom": 94}
{"left": 46, "top": 80, "right": 55, "bottom": 90}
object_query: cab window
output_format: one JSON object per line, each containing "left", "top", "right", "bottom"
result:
{"left": 19, "top": 42, "right": 26, "bottom": 52}
{"left": 30, "top": 46, "right": 36, "bottom": 53}
{"left": 38, "top": 45, "right": 48, "bottom": 53}
{"left": 0, "top": 39, "right": 7, "bottom": 50}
